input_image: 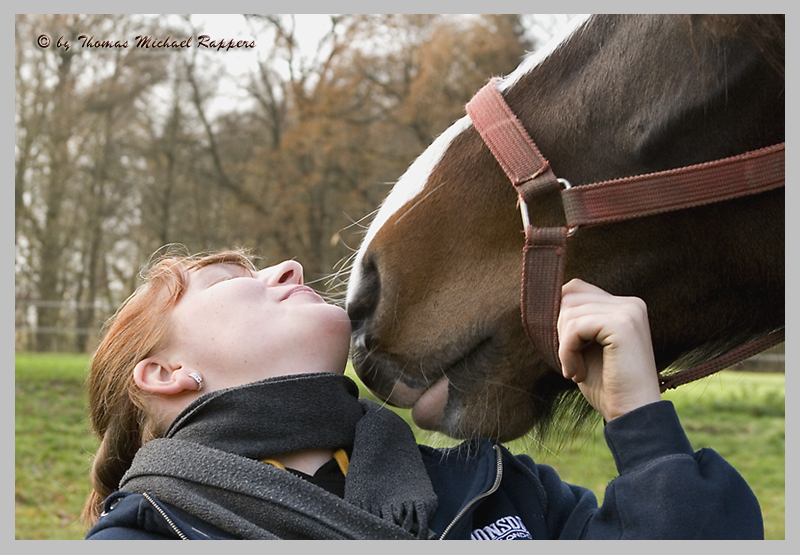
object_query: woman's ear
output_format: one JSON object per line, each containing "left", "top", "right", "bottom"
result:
{"left": 133, "top": 357, "right": 201, "bottom": 395}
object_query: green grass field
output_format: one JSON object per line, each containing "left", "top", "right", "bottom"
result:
{"left": 15, "top": 352, "right": 784, "bottom": 540}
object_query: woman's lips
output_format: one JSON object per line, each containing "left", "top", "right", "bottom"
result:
{"left": 283, "top": 285, "right": 322, "bottom": 301}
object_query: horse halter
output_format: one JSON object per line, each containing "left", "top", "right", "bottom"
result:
{"left": 466, "top": 77, "right": 785, "bottom": 392}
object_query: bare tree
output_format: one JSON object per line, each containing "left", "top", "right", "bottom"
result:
{"left": 15, "top": 13, "right": 567, "bottom": 351}
{"left": 16, "top": 14, "right": 173, "bottom": 350}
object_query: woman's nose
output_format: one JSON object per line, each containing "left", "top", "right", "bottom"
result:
{"left": 261, "top": 260, "right": 304, "bottom": 286}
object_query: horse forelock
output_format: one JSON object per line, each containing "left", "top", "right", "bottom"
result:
{"left": 697, "top": 14, "right": 785, "bottom": 77}
{"left": 499, "top": 14, "right": 591, "bottom": 93}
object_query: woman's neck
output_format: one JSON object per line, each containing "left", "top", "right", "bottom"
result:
{"left": 274, "top": 448, "right": 335, "bottom": 475}
{"left": 163, "top": 373, "right": 364, "bottom": 466}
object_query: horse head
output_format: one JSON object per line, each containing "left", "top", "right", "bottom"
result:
{"left": 346, "top": 15, "right": 785, "bottom": 441}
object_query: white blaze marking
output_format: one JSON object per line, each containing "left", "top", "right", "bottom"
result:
{"left": 346, "top": 116, "right": 471, "bottom": 304}
{"left": 345, "top": 15, "right": 591, "bottom": 307}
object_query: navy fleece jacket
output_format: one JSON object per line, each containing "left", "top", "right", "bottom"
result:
{"left": 424, "top": 400, "right": 763, "bottom": 539}
{"left": 86, "top": 400, "right": 763, "bottom": 540}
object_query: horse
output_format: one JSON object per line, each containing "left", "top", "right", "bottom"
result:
{"left": 345, "top": 14, "right": 785, "bottom": 442}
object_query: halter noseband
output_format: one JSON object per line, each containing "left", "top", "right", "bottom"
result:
{"left": 466, "top": 77, "right": 785, "bottom": 392}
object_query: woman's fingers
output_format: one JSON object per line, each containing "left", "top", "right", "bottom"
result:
{"left": 558, "top": 279, "right": 626, "bottom": 381}
{"left": 557, "top": 279, "right": 660, "bottom": 421}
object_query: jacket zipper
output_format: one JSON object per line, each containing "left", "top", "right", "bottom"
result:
{"left": 438, "top": 444, "right": 504, "bottom": 540}
{"left": 143, "top": 492, "right": 190, "bottom": 540}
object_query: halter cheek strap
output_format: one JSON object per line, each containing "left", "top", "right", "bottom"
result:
{"left": 465, "top": 77, "right": 567, "bottom": 372}
{"left": 466, "top": 77, "right": 785, "bottom": 391}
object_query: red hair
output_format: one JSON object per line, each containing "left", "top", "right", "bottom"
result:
{"left": 81, "top": 247, "right": 257, "bottom": 526}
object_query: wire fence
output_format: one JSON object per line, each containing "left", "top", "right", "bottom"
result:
{"left": 14, "top": 299, "right": 786, "bottom": 371}
{"left": 15, "top": 298, "right": 111, "bottom": 352}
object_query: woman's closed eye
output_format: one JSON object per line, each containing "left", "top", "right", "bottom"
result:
{"left": 200, "top": 265, "right": 254, "bottom": 288}
{"left": 211, "top": 272, "right": 255, "bottom": 287}
{"left": 211, "top": 275, "right": 238, "bottom": 286}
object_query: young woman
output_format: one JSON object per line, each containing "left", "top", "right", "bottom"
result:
{"left": 83, "top": 247, "right": 763, "bottom": 540}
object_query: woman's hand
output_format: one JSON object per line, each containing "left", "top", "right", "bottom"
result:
{"left": 557, "top": 279, "right": 661, "bottom": 421}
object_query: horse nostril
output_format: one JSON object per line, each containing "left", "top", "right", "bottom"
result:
{"left": 347, "top": 256, "right": 380, "bottom": 334}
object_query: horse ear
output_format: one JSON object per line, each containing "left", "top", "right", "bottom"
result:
{"left": 133, "top": 358, "right": 198, "bottom": 395}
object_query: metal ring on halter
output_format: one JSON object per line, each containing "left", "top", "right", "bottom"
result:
{"left": 188, "top": 372, "right": 204, "bottom": 391}
{"left": 519, "top": 196, "right": 531, "bottom": 229}
{"left": 557, "top": 178, "right": 579, "bottom": 236}
{"left": 518, "top": 178, "right": 574, "bottom": 231}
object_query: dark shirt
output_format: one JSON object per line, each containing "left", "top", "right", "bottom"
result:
{"left": 287, "top": 456, "right": 346, "bottom": 498}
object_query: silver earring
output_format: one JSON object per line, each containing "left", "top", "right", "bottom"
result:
{"left": 188, "top": 372, "right": 204, "bottom": 391}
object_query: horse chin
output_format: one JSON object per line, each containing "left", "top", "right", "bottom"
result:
{"left": 415, "top": 388, "right": 537, "bottom": 442}
{"left": 439, "top": 379, "right": 541, "bottom": 442}
{"left": 352, "top": 327, "right": 559, "bottom": 441}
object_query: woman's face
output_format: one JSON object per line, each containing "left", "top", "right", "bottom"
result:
{"left": 164, "top": 260, "right": 352, "bottom": 391}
